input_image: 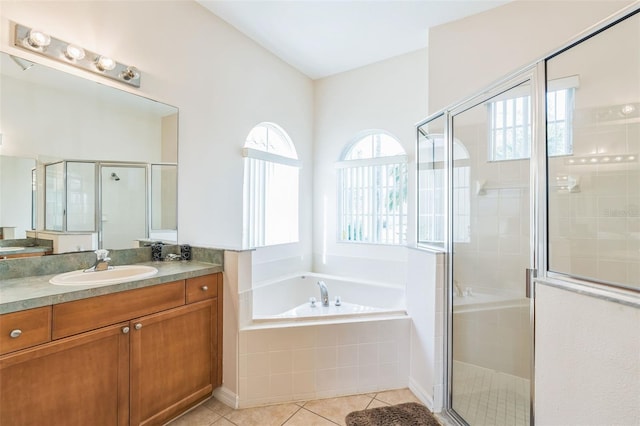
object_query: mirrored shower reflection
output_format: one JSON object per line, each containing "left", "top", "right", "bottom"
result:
{"left": 451, "top": 80, "right": 532, "bottom": 426}
{"left": 100, "top": 165, "right": 147, "bottom": 250}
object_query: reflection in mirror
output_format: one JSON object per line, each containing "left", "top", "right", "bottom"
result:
{"left": 151, "top": 164, "right": 177, "bottom": 242}
{"left": 101, "top": 164, "right": 147, "bottom": 249}
{"left": 546, "top": 12, "right": 640, "bottom": 290}
{"left": 45, "top": 162, "right": 65, "bottom": 231}
{"left": 0, "top": 51, "right": 178, "bottom": 254}
{"left": 0, "top": 155, "right": 36, "bottom": 239}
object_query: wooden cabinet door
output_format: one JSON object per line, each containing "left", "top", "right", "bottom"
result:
{"left": 0, "top": 323, "right": 129, "bottom": 426}
{"left": 130, "top": 299, "right": 217, "bottom": 426}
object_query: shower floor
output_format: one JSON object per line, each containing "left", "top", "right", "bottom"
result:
{"left": 452, "top": 360, "right": 530, "bottom": 426}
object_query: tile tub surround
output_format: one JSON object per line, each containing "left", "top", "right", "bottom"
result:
{"left": 237, "top": 317, "right": 411, "bottom": 408}
{"left": 0, "top": 246, "right": 224, "bottom": 314}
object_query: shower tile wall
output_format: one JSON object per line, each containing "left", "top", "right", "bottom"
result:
{"left": 548, "top": 122, "right": 640, "bottom": 287}
{"left": 453, "top": 122, "right": 530, "bottom": 294}
{"left": 237, "top": 318, "right": 410, "bottom": 408}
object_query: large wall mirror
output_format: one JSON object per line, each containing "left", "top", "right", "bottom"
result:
{"left": 0, "top": 51, "right": 178, "bottom": 255}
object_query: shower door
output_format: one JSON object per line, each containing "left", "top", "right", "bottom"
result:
{"left": 449, "top": 75, "right": 535, "bottom": 426}
{"left": 100, "top": 165, "right": 147, "bottom": 249}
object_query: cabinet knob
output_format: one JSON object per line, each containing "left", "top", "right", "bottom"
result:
{"left": 201, "top": 286, "right": 208, "bottom": 291}
{"left": 9, "top": 329, "right": 22, "bottom": 338}
{"left": 134, "top": 323, "right": 143, "bottom": 330}
{"left": 122, "top": 326, "right": 130, "bottom": 334}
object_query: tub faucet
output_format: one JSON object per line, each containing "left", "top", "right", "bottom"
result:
{"left": 317, "top": 281, "right": 329, "bottom": 306}
{"left": 86, "top": 249, "right": 111, "bottom": 272}
{"left": 454, "top": 280, "right": 463, "bottom": 297}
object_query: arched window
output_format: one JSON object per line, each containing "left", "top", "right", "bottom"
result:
{"left": 337, "top": 131, "right": 408, "bottom": 245}
{"left": 242, "top": 123, "right": 300, "bottom": 248}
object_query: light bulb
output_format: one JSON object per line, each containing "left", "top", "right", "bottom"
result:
{"left": 621, "top": 104, "right": 636, "bottom": 115}
{"left": 27, "top": 29, "right": 51, "bottom": 48}
{"left": 64, "top": 44, "right": 85, "bottom": 61}
{"left": 95, "top": 55, "right": 116, "bottom": 71}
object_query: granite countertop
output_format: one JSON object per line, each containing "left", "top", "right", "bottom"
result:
{"left": 0, "top": 260, "right": 223, "bottom": 315}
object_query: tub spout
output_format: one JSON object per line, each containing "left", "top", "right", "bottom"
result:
{"left": 317, "top": 281, "right": 329, "bottom": 306}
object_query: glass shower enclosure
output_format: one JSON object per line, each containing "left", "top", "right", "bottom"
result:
{"left": 417, "top": 6, "right": 639, "bottom": 425}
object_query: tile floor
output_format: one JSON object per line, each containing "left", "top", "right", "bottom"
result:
{"left": 167, "top": 388, "right": 436, "bottom": 426}
{"left": 451, "top": 361, "right": 530, "bottom": 426}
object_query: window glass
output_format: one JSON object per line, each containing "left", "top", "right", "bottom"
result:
{"left": 243, "top": 123, "right": 299, "bottom": 248}
{"left": 488, "top": 89, "right": 574, "bottom": 161}
{"left": 338, "top": 131, "right": 407, "bottom": 245}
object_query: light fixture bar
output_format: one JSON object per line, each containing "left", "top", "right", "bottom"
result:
{"left": 13, "top": 23, "right": 141, "bottom": 88}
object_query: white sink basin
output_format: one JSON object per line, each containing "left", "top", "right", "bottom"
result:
{"left": 50, "top": 265, "right": 158, "bottom": 286}
{"left": 0, "top": 247, "right": 25, "bottom": 253}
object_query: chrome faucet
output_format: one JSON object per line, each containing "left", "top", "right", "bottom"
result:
{"left": 454, "top": 280, "right": 463, "bottom": 297}
{"left": 86, "top": 249, "right": 112, "bottom": 272}
{"left": 317, "top": 281, "right": 329, "bottom": 306}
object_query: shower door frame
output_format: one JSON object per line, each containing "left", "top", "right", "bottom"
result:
{"left": 432, "top": 4, "right": 640, "bottom": 425}
{"left": 441, "top": 63, "right": 545, "bottom": 426}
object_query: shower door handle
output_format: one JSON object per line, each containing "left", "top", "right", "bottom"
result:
{"left": 525, "top": 268, "right": 536, "bottom": 299}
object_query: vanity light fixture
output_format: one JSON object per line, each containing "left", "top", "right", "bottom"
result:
{"left": 95, "top": 55, "right": 116, "bottom": 71}
{"left": 26, "top": 29, "right": 51, "bottom": 49}
{"left": 64, "top": 44, "right": 85, "bottom": 61}
{"left": 13, "top": 22, "right": 141, "bottom": 88}
{"left": 120, "top": 66, "right": 140, "bottom": 82}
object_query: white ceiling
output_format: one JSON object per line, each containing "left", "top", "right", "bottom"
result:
{"left": 197, "top": 0, "right": 511, "bottom": 80}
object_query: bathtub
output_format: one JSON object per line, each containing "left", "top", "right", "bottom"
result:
{"left": 453, "top": 287, "right": 529, "bottom": 313}
{"left": 250, "top": 272, "right": 407, "bottom": 323}
{"left": 236, "top": 272, "right": 411, "bottom": 407}
{"left": 452, "top": 287, "right": 530, "bottom": 379}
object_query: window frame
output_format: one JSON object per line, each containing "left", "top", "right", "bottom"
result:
{"left": 242, "top": 123, "right": 301, "bottom": 249}
{"left": 337, "top": 131, "right": 408, "bottom": 246}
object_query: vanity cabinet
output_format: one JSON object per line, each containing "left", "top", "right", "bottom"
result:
{"left": 0, "top": 273, "right": 222, "bottom": 426}
{"left": 0, "top": 322, "right": 130, "bottom": 426}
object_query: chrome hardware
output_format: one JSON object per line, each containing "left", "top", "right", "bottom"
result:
{"left": 9, "top": 329, "right": 22, "bottom": 338}
{"left": 525, "top": 268, "right": 537, "bottom": 299}
{"left": 201, "top": 286, "right": 208, "bottom": 291}
{"left": 134, "top": 323, "right": 142, "bottom": 330}
{"left": 317, "top": 281, "right": 329, "bottom": 306}
{"left": 309, "top": 296, "right": 317, "bottom": 307}
{"left": 334, "top": 296, "right": 342, "bottom": 306}
{"left": 122, "top": 326, "right": 130, "bottom": 334}
{"left": 84, "top": 249, "right": 111, "bottom": 272}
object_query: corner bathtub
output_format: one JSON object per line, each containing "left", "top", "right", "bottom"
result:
{"left": 250, "top": 273, "right": 406, "bottom": 324}
{"left": 236, "top": 273, "right": 411, "bottom": 407}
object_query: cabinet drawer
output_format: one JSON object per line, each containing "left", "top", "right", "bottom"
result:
{"left": 52, "top": 281, "right": 185, "bottom": 339}
{"left": 0, "top": 306, "right": 51, "bottom": 355}
{"left": 186, "top": 274, "right": 219, "bottom": 304}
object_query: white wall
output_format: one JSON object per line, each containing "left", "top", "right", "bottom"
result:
{"left": 535, "top": 284, "right": 640, "bottom": 425}
{"left": 313, "top": 49, "right": 428, "bottom": 283}
{"left": 429, "top": 0, "right": 634, "bottom": 111}
{"left": 406, "top": 248, "right": 445, "bottom": 411}
{"left": 428, "top": 0, "right": 640, "bottom": 422}
{"left": 0, "top": 1, "right": 314, "bottom": 253}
